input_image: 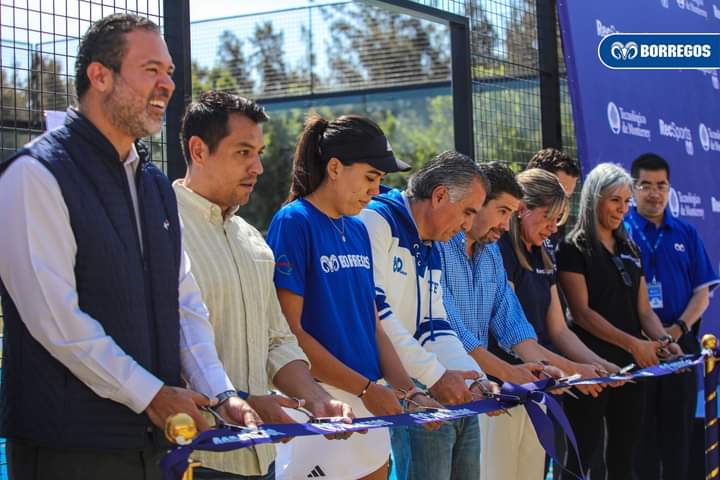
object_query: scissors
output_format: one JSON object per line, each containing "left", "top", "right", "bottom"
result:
{"left": 202, "top": 405, "right": 256, "bottom": 432}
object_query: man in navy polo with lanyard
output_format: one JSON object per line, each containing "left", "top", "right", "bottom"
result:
{"left": 625, "top": 153, "right": 719, "bottom": 480}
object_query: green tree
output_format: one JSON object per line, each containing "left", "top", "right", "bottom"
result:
{"left": 321, "top": 3, "right": 452, "bottom": 88}
{"left": 465, "top": 0, "right": 499, "bottom": 69}
{"left": 250, "top": 21, "right": 289, "bottom": 96}
{"left": 505, "top": 0, "right": 538, "bottom": 73}
{"left": 216, "top": 30, "right": 254, "bottom": 94}
{"left": 29, "top": 52, "right": 70, "bottom": 123}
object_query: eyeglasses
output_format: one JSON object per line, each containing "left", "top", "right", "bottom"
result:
{"left": 610, "top": 256, "right": 633, "bottom": 287}
{"left": 634, "top": 182, "right": 670, "bottom": 193}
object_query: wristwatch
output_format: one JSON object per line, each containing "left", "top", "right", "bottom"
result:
{"left": 658, "top": 334, "right": 673, "bottom": 347}
{"left": 675, "top": 319, "right": 689, "bottom": 337}
{"left": 216, "top": 389, "right": 245, "bottom": 407}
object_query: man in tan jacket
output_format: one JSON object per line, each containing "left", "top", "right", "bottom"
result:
{"left": 174, "top": 90, "right": 353, "bottom": 479}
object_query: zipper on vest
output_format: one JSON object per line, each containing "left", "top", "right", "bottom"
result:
{"left": 134, "top": 163, "right": 161, "bottom": 375}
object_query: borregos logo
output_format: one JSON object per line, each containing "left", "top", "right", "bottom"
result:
{"left": 610, "top": 41, "right": 639, "bottom": 60}
{"left": 599, "top": 33, "right": 720, "bottom": 69}
{"left": 320, "top": 255, "right": 340, "bottom": 273}
{"left": 319, "top": 253, "right": 370, "bottom": 274}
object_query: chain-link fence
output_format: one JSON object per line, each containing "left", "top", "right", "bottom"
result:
{"left": 0, "top": 0, "right": 167, "bottom": 168}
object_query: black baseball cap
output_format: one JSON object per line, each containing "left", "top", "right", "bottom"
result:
{"left": 321, "top": 135, "right": 411, "bottom": 173}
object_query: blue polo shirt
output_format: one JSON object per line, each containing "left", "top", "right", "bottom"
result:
{"left": 624, "top": 206, "right": 719, "bottom": 326}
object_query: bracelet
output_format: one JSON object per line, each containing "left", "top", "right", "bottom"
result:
{"left": 676, "top": 319, "right": 689, "bottom": 337}
{"left": 358, "top": 379, "right": 373, "bottom": 398}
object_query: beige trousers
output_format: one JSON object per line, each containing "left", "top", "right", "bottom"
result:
{"left": 480, "top": 406, "right": 545, "bottom": 480}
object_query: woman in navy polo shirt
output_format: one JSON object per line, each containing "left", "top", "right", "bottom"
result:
{"left": 556, "top": 163, "right": 681, "bottom": 480}
{"left": 267, "top": 114, "right": 439, "bottom": 480}
{"left": 496, "top": 168, "right": 617, "bottom": 480}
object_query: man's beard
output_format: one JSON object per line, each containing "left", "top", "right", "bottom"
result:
{"left": 104, "top": 78, "right": 163, "bottom": 139}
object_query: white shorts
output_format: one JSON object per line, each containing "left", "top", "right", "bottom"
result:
{"left": 274, "top": 384, "right": 391, "bottom": 480}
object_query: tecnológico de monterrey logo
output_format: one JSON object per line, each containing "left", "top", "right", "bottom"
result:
{"left": 598, "top": 33, "right": 720, "bottom": 69}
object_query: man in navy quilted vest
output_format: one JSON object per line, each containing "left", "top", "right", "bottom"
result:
{"left": 0, "top": 13, "right": 261, "bottom": 480}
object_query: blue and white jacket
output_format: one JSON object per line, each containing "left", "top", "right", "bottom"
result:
{"left": 359, "top": 188, "right": 484, "bottom": 388}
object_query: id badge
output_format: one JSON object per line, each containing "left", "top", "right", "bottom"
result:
{"left": 648, "top": 279, "right": 664, "bottom": 309}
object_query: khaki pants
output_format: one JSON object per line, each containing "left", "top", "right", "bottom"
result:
{"left": 480, "top": 406, "right": 545, "bottom": 480}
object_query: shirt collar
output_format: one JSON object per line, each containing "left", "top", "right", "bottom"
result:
{"left": 122, "top": 144, "right": 139, "bottom": 172}
{"left": 173, "top": 180, "right": 240, "bottom": 225}
{"left": 629, "top": 206, "right": 674, "bottom": 232}
{"left": 401, "top": 191, "right": 431, "bottom": 246}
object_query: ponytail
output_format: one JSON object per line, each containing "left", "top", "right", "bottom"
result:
{"left": 287, "top": 115, "right": 329, "bottom": 202}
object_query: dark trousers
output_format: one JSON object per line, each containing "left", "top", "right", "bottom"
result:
{"left": 634, "top": 369, "right": 697, "bottom": 479}
{"left": 560, "top": 381, "right": 646, "bottom": 480}
{"left": 7, "top": 438, "right": 165, "bottom": 480}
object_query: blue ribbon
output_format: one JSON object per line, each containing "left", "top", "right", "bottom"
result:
{"left": 161, "top": 353, "right": 707, "bottom": 480}
{"left": 500, "top": 379, "right": 585, "bottom": 479}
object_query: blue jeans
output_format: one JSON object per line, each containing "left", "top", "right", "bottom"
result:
{"left": 193, "top": 462, "right": 275, "bottom": 480}
{"left": 391, "top": 416, "right": 480, "bottom": 480}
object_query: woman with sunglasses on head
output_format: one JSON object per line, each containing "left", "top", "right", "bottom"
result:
{"left": 267, "top": 114, "right": 441, "bottom": 480}
{"left": 556, "top": 163, "right": 682, "bottom": 480}
{"left": 492, "top": 168, "right": 616, "bottom": 480}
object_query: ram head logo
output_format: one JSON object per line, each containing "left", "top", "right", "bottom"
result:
{"left": 610, "top": 41, "right": 639, "bottom": 60}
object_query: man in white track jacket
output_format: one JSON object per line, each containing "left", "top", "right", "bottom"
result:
{"left": 359, "top": 151, "right": 498, "bottom": 480}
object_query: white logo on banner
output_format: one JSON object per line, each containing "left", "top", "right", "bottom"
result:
{"left": 712, "top": 196, "right": 720, "bottom": 213}
{"left": 595, "top": 19, "right": 619, "bottom": 38}
{"left": 700, "top": 123, "right": 711, "bottom": 151}
{"left": 669, "top": 188, "right": 680, "bottom": 217}
{"left": 674, "top": 243, "right": 686, "bottom": 252}
{"left": 661, "top": 0, "right": 669, "bottom": 7}
{"left": 672, "top": 189, "right": 706, "bottom": 218}
{"left": 607, "top": 101, "right": 651, "bottom": 140}
{"left": 698, "top": 123, "right": 720, "bottom": 152}
{"left": 676, "top": 0, "right": 709, "bottom": 17}
{"left": 607, "top": 102, "right": 621, "bottom": 134}
{"left": 714, "top": 4, "right": 720, "bottom": 19}
{"left": 658, "top": 118, "right": 694, "bottom": 155}
{"left": 610, "top": 41, "right": 639, "bottom": 60}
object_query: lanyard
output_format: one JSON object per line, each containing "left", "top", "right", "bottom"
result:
{"left": 627, "top": 215, "right": 664, "bottom": 279}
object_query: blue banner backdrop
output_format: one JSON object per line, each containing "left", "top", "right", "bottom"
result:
{"left": 557, "top": 0, "right": 720, "bottom": 336}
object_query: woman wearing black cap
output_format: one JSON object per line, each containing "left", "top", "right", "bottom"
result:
{"left": 267, "top": 114, "right": 440, "bottom": 480}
